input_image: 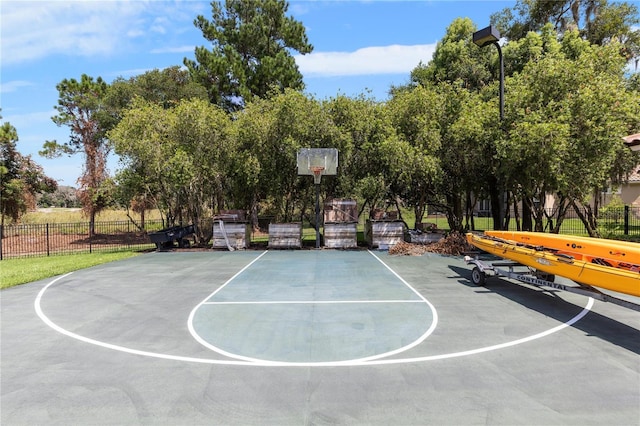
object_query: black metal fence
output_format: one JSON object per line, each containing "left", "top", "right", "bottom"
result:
{"left": 2, "top": 206, "right": 639, "bottom": 259}
{"left": 0, "top": 220, "right": 167, "bottom": 260}
{"left": 466, "top": 205, "right": 640, "bottom": 238}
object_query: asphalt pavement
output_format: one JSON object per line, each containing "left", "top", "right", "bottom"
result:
{"left": 2, "top": 250, "right": 638, "bottom": 425}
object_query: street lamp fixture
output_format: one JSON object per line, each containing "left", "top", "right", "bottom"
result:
{"left": 473, "top": 25, "right": 504, "bottom": 121}
{"left": 472, "top": 25, "right": 501, "bottom": 48}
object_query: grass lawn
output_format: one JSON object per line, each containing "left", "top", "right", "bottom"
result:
{"left": 1, "top": 251, "right": 141, "bottom": 290}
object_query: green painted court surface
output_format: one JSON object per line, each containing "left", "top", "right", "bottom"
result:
{"left": 190, "top": 251, "right": 434, "bottom": 364}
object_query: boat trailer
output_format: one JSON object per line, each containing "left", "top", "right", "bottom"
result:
{"left": 464, "top": 254, "right": 640, "bottom": 312}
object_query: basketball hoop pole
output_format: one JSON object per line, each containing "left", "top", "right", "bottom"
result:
{"left": 310, "top": 166, "right": 325, "bottom": 249}
{"left": 315, "top": 181, "right": 321, "bottom": 248}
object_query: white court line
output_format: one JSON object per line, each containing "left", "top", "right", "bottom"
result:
{"left": 35, "top": 273, "right": 249, "bottom": 366}
{"left": 34, "top": 253, "right": 595, "bottom": 367}
{"left": 203, "top": 300, "right": 424, "bottom": 305}
{"left": 188, "top": 250, "right": 438, "bottom": 364}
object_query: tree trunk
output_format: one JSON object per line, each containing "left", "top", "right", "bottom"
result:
{"left": 89, "top": 209, "right": 96, "bottom": 238}
{"left": 488, "top": 177, "right": 503, "bottom": 230}
{"left": 571, "top": 199, "right": 600, "bottom": 237}
{"left": 522, "top": 198, "right": 533, "bottom": 231}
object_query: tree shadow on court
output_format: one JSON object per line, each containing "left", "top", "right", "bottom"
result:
{"left": 449, "top": 265, "right": 640, "bottom": 356}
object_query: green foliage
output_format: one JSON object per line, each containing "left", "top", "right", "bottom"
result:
{"left": 40, "top": 74, "right": 109, "bottom": 157}
{"left": 600, "top": 194, "right": 625, "bottom": 215}
{"left": 41, "top": 74, "right": 111, "bottom": 231}
{"left": 503, "top": 27, "right": 638, "bottom": 234}
{"left": 411, "top": 18, "right": 494, "bottom": 91}
{"left": 185, "top": 0, "right": 313, "bottom": 111}
{"left": 1, "top": 121, "right": 57, "bottom": 223}
{"left": 233, "top": 89, "right": 340, "bottom": 222}
{"left": 386, "top": 85, "right": 443, "bottom": 224}
{"left": 324, "top": 94, "right": 396, "bottom": 212}
{"left": 37, "top": 186, "right": 80, "bottom": 208}
{"left": 492, "top": 0, "right": 640, "bottom": 63}
{"left": 105, "top": 66, "right": 208, "bottom": 122}
{"left": 110, "top": 97, "right": 233, "bottom": 242}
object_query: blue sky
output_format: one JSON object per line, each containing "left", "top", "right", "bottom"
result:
{"left": 1, "top": 0, "right": 515, "bottom": 187}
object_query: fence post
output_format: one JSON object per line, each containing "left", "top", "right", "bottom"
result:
{"left": 0, "top": 224, "right": 3, "bottom": 261}
{"left": 624, "top": 205, "right": 629, "bottom": 235}
{"left": 46, "top": 223, "right": 50, "bottom": 257}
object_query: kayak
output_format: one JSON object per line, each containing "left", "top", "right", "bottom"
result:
{"left": 466, "top": 233, "right": 640, "bottom": 297}
{"left": 485, "top": 231, "right": 640, "bottom": 272}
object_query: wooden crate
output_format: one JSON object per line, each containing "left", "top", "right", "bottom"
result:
{"left": 365, "top": 220, "right": 405, "bottom": 249}
{"left": 217, "top": 209, "right": 246, "bottom": 221}
{"left": 323, "top": 222, "right": 357, "bottom": 249}
{"left": 371, "top": 209, "right": 399, "bottom": 220}
{"left": 324, "top": 198, "right": 358, "bottom": 223}
{"left": 212, "top": 221, "right": 250, "bottom": 249}
{"left": 268, "top": 223, "right": 302, "bottom": 249}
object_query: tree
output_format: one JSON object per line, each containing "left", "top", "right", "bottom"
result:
{"left": 232, "top": 89, "right": 340, "bottom": 227}
{"left": 408, "top": 18, "right": 508, "bottom": 230}
{"left": 1, "top": 119, "right": 57, "bottom": 226}
{"left": 410, "top": 18, "right": 495, "bottom": 92}
{"left": 492, "top": 0, "right": 640, "bottom": 62}
{"left": 324, "top": 94, "right": 397, "bottom": 219}
{"left": 185, "top": 0, "right": 313, "bottom": 111}
{"left": 103, "top": 67, "right": 209, "bottom": 225}
{"left": 503, "top": 28, "right": 640, "bottom": 235}
{"left": 110, "top": 98, "right": 234, "bottom": 244}
{"left": 386, "top": 85, "right": 442, "bottom": 228}
{"left": 106, "top": 66, "right": 208, "bottom": 117}
{"left": 40, "top": 74, "right": 110, "bottom": 236}
{"left": 443, "top": 84, "right": 501, "bottom": 232}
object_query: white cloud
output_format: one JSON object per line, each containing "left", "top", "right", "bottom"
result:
{"left": 295, "top": 44, "right": 436, "bottom": 77}
{"left": 1, "top": 1, "right": 144, "bottom": 65}
{"left": 0, "top": 80, "right": 34, "bottom": 93}
{"left": 0, "top": 1, "right": 202, "bottom": 66}
{"left": 150, "top": 45, "right": 195, "bottom": 54}
{"left": 3, "top": 110, "right": 56, "bottom": 130}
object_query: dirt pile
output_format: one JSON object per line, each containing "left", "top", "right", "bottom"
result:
{"left": 389, "top": 232, "right": 474, "bottom": 256}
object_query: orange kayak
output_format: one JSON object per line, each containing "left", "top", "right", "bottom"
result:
{"left": 467, "top": 233, "right": 640, "bottom": 297}
{"left": 485, "top": 231, "right": 640, "bottom": 273}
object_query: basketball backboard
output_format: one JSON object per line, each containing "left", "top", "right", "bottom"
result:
{"left": 297, "top": 148, "right": 338, "bottom": 184}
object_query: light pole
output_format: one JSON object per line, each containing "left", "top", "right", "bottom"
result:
{"left": 473, "top": 25, "right": 505, "bottom": 230}
{"left": 473, "top": 25, "right": 504, "bottom": 121}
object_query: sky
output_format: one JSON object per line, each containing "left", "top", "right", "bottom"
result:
{"left": 1, "top": 0, "right": 516, "bottom": 187}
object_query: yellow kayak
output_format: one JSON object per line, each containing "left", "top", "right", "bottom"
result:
{"left": 485, "top": 231, "right": 640, "bottom": 272}
{"left": 466, "top": 233, "right": 640, "bottom": 297}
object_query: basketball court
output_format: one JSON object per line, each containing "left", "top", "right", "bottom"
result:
{"left": 2, "top": 249, "right": 639, "bottom": 425}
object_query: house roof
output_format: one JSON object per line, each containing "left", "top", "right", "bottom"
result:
{"left": 623, "top": 133, "right": 640, "bottom": 151}
{"left": 623, "top": 134, "right": 640, "bottom": 182}
{"left": 628, "top": 165, "right": 640, "bottom": 183}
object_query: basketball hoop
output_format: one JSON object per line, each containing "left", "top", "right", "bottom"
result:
{"left": 310, "top": 166, "right": 325, "bottom": 185}
{"left": 297, "top": 148, "right": 338, "bottom": 248}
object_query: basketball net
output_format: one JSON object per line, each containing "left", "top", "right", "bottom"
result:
{"left": 310, "top": 166, "right": 325, "bottom": 185}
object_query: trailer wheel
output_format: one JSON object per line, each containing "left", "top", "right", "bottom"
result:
{"left": 534, "top": 271, "right": 555, "bottom": 283}
{"left": 471, "top": 267, "right": 486, "bottom": 286}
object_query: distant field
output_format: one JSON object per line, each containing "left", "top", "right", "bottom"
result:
{"left": 19, "top": 208, "right": 163, "bottom": 224}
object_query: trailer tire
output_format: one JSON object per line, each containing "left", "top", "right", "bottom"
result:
{"left": 471, "top": 267, "right": 486, "bottom": 286}
{"left": 534, "top": 271, "right": 555, "bottom": 283}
